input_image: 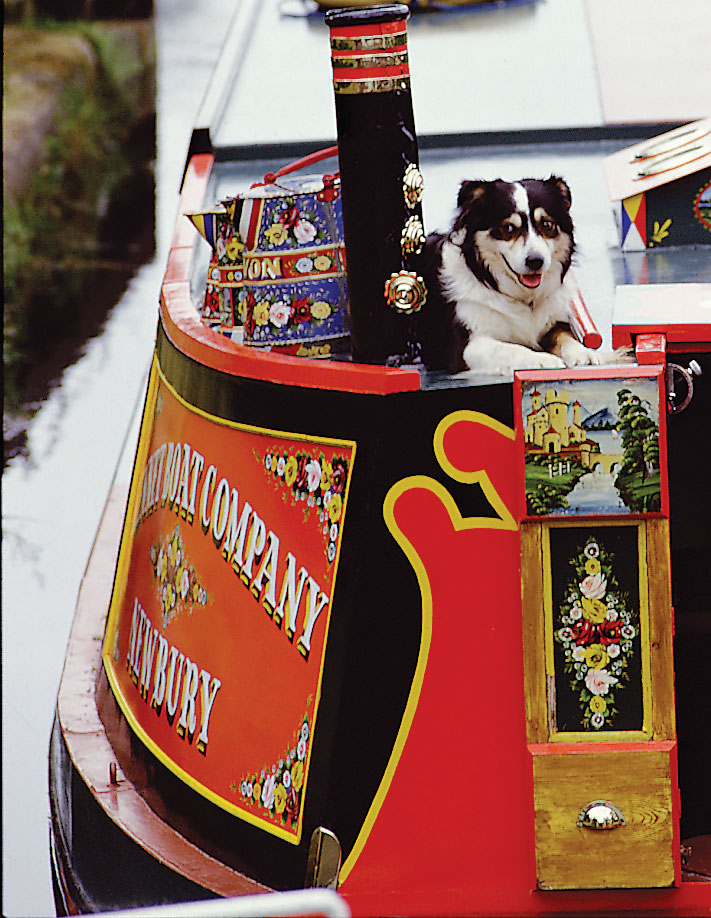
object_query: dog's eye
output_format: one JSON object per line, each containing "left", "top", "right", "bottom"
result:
{"left": 499, "top": 223, "right": 517, "bottom": 238}
{"left": 540, "top": 219, "right": 558, "bottom": 237}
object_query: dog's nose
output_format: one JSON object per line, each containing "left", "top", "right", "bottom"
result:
{"left": 525, "top": 255, "right": 544, "bottom": 272}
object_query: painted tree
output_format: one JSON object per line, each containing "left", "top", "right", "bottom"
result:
{"left": 615, "top": 388, "right": 660, "bottom": 511}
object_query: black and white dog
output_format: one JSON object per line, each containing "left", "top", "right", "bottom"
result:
{"left": 417, "top": 176, "right": 600, "bottom": 375}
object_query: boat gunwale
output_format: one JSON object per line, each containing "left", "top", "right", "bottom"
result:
{"left": 161, "top": 153, "right": 422, "bottom": 397}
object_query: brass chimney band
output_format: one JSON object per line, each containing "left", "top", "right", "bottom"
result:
{"left": 333, "top": 76, "right": 411, "bottom": 95}
{"left": 331, "top": 51, "right": 409, "bottom": 69}
{"left": 330, "top": 33, "right": 407, "bottom": 52}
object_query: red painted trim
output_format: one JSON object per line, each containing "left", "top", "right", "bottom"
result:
{"left": 160, "top": 155, "right": 421, "bottom": 396}
{"left": 513, "top": 364, "right": 669, "bottom": 520}
{"left": 515, "top": 364, "right": 657, "bottom": 383}
{"left": 528, "top": 739, "right": 676, "bottom": 756}
{"left": 330, "top": 22, "right": 407, "bottom": 40}
{"left": 332, "top": 63, "right": 409, "bottom": 81}
{"left": 613, "top": 322, "right": 711, "bottom": 350}
{"left": 635, "top": 333, "right": 667, "bottom": 364}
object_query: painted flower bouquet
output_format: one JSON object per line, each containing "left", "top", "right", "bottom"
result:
{"left": 237, "top": 716, "right": 310, "bottom": 830}
{"left": 260, "top": 446, "right": 349, "bottom": 564}
{"left": 150, "top": 524, "right": 210, "bottom": 628}
{"left": 554, "top": 535, "right": 638, "bottom": 730}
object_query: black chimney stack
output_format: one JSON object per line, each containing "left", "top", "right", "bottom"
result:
{"left": 325, "top": 4, "right": 427, "bottom": 366}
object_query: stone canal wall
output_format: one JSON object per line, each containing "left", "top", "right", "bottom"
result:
{"left": 3, "top": 18, "right": 155, "bottom": 439}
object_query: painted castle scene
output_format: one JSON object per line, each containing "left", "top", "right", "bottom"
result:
{"left": 520, "top": 376, "right": 662, "bottom": 517}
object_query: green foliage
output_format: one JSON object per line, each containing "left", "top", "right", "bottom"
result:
{"left": 525, "top": 456, "right": 588, "bottom": 515}
{"left": 615, "top": 389, "right": 661, "bottom": 512}
{"left": 3, "top": 22, "right": 154, "bottom": 412}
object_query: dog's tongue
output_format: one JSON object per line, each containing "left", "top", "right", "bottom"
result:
{"left": 520, "top": 273, "right": 542, "bottom": 289}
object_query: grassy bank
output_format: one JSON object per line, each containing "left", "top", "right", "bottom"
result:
{"left": 3, "top": 20, "right": 156, "bottom": 427}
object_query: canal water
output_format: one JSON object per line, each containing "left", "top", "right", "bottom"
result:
{"left": 2, "top": 1, "right": 237, "bottom": 914}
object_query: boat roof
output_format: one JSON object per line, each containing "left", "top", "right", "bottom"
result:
{"left": 182, "top": 0, "right": 711, "bottom": 363}
{"left": 190, "top": 0, "right": 710, "bottom": 160}
{"left": 603, "top": 118, "right": 711, "bottom": 202}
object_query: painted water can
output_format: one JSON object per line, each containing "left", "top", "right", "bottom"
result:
{"left": 235, "top": 172, "right": 350, "bottom": 357}
{"left": 197, "top": 201, "right": 244, "bottom": 337}
{"left": 187, "top": 150, "right": 350, "bottom": 356}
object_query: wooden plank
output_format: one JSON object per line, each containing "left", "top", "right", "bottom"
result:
{"left": 520, "top": 522, "right": 548, "bottom": 743}
{"left": 646, "top": 518, "right": 677, "bottom": 739}
{"left": 532, "top": 744, "right": 676, "bottom": 889}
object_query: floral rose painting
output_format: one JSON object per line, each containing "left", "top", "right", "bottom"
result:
{"left": 149, "top": 524, "right": 211, "bottom": 628}
{"left": 553, "top": 533, "right": 641, "bottom": 731}
{"left": 236, "top": 716, "right": 311, "bottom": 831}
{"left": 258, "top": 445, "right": 350, "bottom": 565}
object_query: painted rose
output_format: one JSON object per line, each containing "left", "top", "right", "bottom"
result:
{"left": 584, "top": 668, "right": 618, "bottom": 696}
{"left": 580, "top": 571, "right": 607, "bottom": 600}
{"left": 331, "top": 458, "right": 347, "bottom": 494}
{"left": 582, "top": 595, "right": 608, "bottom": 624}
{"left": 284, "top": 456, "right": 298, "bottom": 486}
{"left": 589, "top": 695, "right": 607, "bottom": 714}
{"left": 181, "top": 568, "right": 190, "bottom": 600}
{"left": 265, "top": 223, "right": 288, "bottom": 246}
{"left": 313, "top": 254, "right": 333, "bottom": 271}
{"left": 585, "top": 557, "right": 601, "bottom": 575}
{"left": 294, "top": 256, "right": 314, "bottom": 274}
{"left": 305, "top": 458, "right": 322, "bottom": 493}
{"left": 253, "top": 301, "right": 270, "bottom": 326}
{"left": 297, "top": 736, "right": 307, "bottom": 761}
{"left": 277, "top": 455, "right": 286, "bottom": 478}
{"left": 310, "top": 300, "right": 332, "bottom": 320}
{"left": 598, "top": 617, "right": 622, "bottom": 645}
{"left": 293, "top": 219, "right": 317, "bottom": 243}
{"left": 328, "top": 493, "right": 343, "bottom": 523}
{"left": 274, "top": 784, "right": 287, "bottom": 814}
{"left": 291, "top": 296, "right": 312, "bottom": 325}
{"left": 583, "top": 643, "right": 610, "bottom": 670}
{"left": 157, "top": 548, "right": 166, "bottom": 581}
{"left": 269, "top": 300, "right": 292, "bottom": 328}
{"left": 291, "top": 760, "right": 304, "bottom": 793}
{"left": 320, "top": 459, "right": 333, "bottom": 492}
{"left": 261, "top": 774, "right": 276, "bottom": 810}
{"left": 285, "top": 787, "right": 299, "bottom": 819}
{"left": 295, "top": 455, "right": 309, "bottom": 491}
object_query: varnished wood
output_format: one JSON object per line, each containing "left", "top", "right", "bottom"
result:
{"left": 520, "top": 522, "right": 548, "bottom": 743}
{"left": 646, "top": 518, "right": 677, "bottom": 739}
{"left": 531, "top": 743, "right": 677, "bottom": 889}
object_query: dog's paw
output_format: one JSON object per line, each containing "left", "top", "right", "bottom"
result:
{"left": 559, "top": 338, "right": 600, "bottom": 367}
{"left": 526, "top": 351, "right": 567, "bottom": 370}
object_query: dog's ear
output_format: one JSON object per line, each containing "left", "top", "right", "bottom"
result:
{"left": 549, "top": 175, "right": 572, "bottom": 211}
{"left": 453, "top": 181, "right": 488, "bottom": 235}
{"left": 457, "top": 180, "right": 487, "bottom": 211}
